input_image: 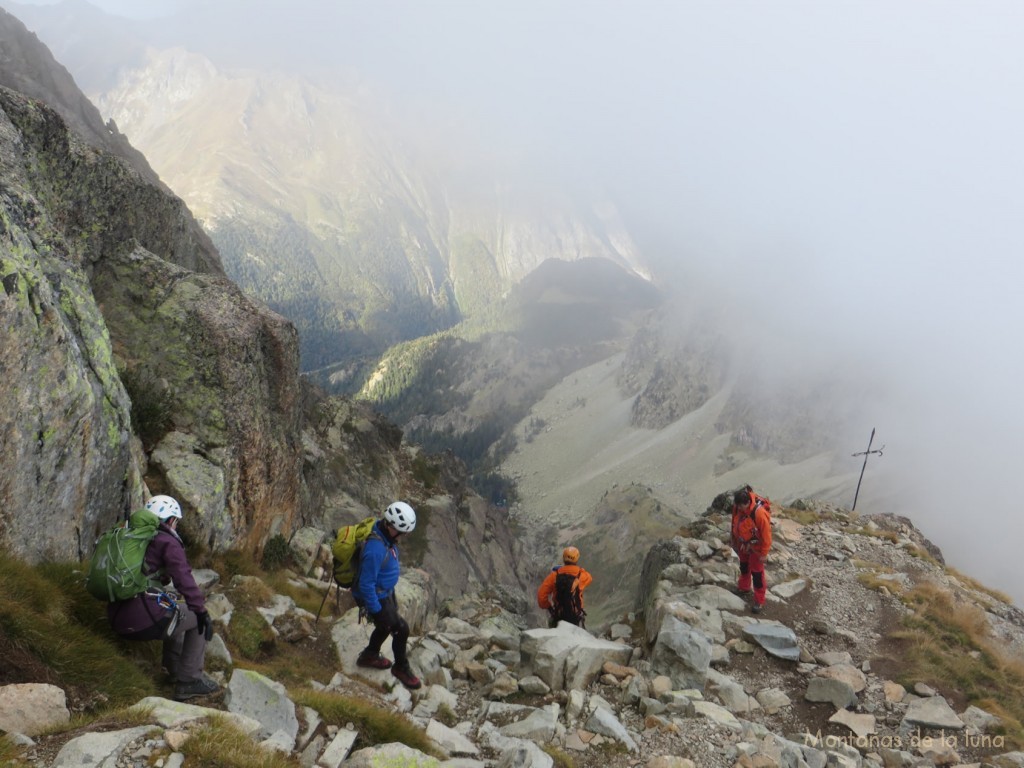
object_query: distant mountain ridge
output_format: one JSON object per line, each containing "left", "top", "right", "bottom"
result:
{"left": 23, "top": 25, "right": 651, "bottom": 374}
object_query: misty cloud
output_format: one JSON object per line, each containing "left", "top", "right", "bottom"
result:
{"left": 11, "top": 0, "right": 1024, "bottom": 603}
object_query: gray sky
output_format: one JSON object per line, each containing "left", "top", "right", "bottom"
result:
{"left": 16, "top": 0, "right": 1024, "bottom": 603}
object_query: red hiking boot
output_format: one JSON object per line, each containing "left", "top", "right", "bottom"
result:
{"left": 357, "top": 653, "right": 393, "bottom": 670}
{"left": 391, "top": 664, "right": 422, "bottom": 690}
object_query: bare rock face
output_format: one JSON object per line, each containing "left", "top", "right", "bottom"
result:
{"left": 0, "top": 7, "right": 175, "bottom": 196}
{"left": 0, "top": 88, "right": 139, "bottom": 562}
{"left": 0, "top": 82, "right": 303, "bottom": 558}
{"left": 414, "top": 493, "right": 531, "bottom": 601}
{"left": 90, "top": 244, "right": 303, "bottom": 552}
{"left": 618, "top": 324, "right": 728, "bottom": 431}
{"left": 300, "top": 394, "right": 405, "bottom": 531}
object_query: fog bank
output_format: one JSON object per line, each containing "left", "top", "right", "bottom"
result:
{"left": 12, "top": 0, "right": 1024, "bottom": 604}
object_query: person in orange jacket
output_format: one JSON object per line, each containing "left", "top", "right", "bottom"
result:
{"left": 537, "top": 546, "right": 593, "bottom": 627}
{"left": 730, "top": 486, "right": 773, "bottom": 613}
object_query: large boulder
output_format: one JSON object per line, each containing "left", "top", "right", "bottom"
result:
{"left": 519, "top": 623, "right": 632, "bottom": 691}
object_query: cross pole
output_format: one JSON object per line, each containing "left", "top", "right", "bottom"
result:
{"left": 851, "top": 428, "right": 884, "bottom": 511}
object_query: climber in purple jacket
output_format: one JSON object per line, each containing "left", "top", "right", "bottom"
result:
{"left": 107, "top": 495, "right": 220, "bottom": 701}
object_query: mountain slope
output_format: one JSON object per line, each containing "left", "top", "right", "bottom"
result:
{"left": 0, "top": 5, "right": 527, "bottom": 604}
{"left": 54, "top": 40, "right": 650, "bottom": 372}
{"left": 349, "top": 257, "right": 662, "bottom": 493}
{"left": 502, "top": 351, "right": 855, "bottom": 529}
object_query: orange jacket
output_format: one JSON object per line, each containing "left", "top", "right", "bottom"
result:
{"left": 537, "top": 564, "right": 593, "bottom": 611}
{"left": 731, "top": 494, "right": 772, "bottom": 557}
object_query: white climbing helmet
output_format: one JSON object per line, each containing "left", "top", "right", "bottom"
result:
{"left": 145, "top": 495, "right": 182, "bottom": 520}
{"left": 383, "top": 501, "right": 416, "bottom": 533}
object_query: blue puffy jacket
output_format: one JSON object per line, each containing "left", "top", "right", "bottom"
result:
{"left": 352, "top": 520, "right": 400, "bottom": 614}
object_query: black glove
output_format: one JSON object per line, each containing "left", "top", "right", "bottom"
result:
{"left": 195, "top": 610, "right": 213, "bottom": 641}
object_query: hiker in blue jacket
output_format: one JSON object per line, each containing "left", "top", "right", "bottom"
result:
{"left": 107, "top": 495, "right": 220, "bottom": 701}
{"left": 351, "top": 501, "right": 422, "bottom": 690}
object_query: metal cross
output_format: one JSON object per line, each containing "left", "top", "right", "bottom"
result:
{"left": 851, "top": 428, "right": 884, "bottom": 512}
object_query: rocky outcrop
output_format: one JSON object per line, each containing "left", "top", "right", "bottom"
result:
{"left": 89, "top": 242, "right": 302, "bottom": 552}
{"left": 0, "top": 81, "right": 303, "bottom": 557}
{"left": 618, "top": 323, "right": 728, "bottom": 430}
{"left": 0, "top": 8, "right": 163, "bottom": 189}
{"left": 0, "top": 86, "right": 140, "bottom": 562}
{"left": 0, "top": 8, "right": 220, "bottom": 273}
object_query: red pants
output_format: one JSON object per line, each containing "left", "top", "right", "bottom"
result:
{"left": 737, "top": 549, "right": 767, "bottom": 606}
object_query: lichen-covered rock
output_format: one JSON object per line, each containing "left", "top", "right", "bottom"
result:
{"left": 0, "top": 93, "right": 140, "bottom": 561}
{"left": 0, "top": 82, "right": 302, "bottom": 557}
{"left": 90, "top": 244, "right": 303, "bottom": 551}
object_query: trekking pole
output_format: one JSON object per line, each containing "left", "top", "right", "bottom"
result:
{"left": 314, "top": 562, "right": 337, "bottom": 625}
{"left": 851, "top": 428, "right": 884, "bottom": 512}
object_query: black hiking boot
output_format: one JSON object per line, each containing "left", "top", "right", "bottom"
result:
{"left": 173, "top": 673, "right": 221, "bottom": 701}
{"left": 751, "top": 602, "right": 764, "bottom": 615}
{"left": 391, "top": 664, "right": 422, "bottom": 690}
{"left": 356, "top": 652, "right": 393, "bottom": 670}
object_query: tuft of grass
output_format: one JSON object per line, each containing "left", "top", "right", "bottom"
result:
{"left": 434, "top": 702, "right": 458, "bottom": 728}
{"left": 852, "top": 560, "right": 905, "bottom": 595}
{"left": 0, "top": 556, "right": 157, "bottom": 709}
{"left": 180, "top": 715, "right": 302, "bottom": 767}
{"left": 226, "top": 575, "right": 275, "bottom": 609}
{"left": 291, "top": 687, "right": 442, "bottom": 757}
{"left": 947, "top": 567, "right": 1014, "bottom": 605}
{"left": 857, "top": 572, "right": 906, "bottom": 596}
{"left": 903, "top": 544, "right": 940, "bottom": 565}
{"left": 38, "top": 705, "right": 154, "bottom": 739}
{"left": 261, "top": 572, "right": 330, "bottom": 618}
{"left": 891, "top": 582, "right": 1024, "bottom": 747}
{"left": 210, "top": 549, "right": 263, "bottom": 579}
{"left": 777, "top": 506, "right": 818, "bottom": 525}
{"left": 850, "top": 527, "right": 900, "bottom": 544}
{"left": 778, "top": 505, "right": 847, "bottom": 525}
{"left": 0, "top": 733, "right": 27, "bottom": 765}
{"left": 543, "top": 745, "right": 579, "bottom": 768}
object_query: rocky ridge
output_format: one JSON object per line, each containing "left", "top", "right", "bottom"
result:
{"left": 3, "top": 498, "right": 1022, "bottom": 768}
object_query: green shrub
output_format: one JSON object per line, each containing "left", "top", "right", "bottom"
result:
{"left": 411, "top": 455, "right": 440, "bottom": 488}
{"left": 261, "top": 535, "right": 292, "bottom": 571}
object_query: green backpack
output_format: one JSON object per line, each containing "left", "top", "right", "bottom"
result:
{"left": 331, "top": 516, "right": 380, "bottom": 588}
{"left": 85, "top": 508, "right": 164, "bottom": 601}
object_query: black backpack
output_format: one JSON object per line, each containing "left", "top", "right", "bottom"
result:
{"left": 552, "top": 569, "right": 586, "bottom": 626}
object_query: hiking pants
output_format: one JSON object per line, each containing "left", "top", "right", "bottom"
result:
{"left": 365, "top": 592, "right": 410, "bottom": 666}
{"left": 163, "top": 607, "right": 207, "bottom": 683}
{"left": 738, "top": 549, "right": 768, "bottom": 606}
